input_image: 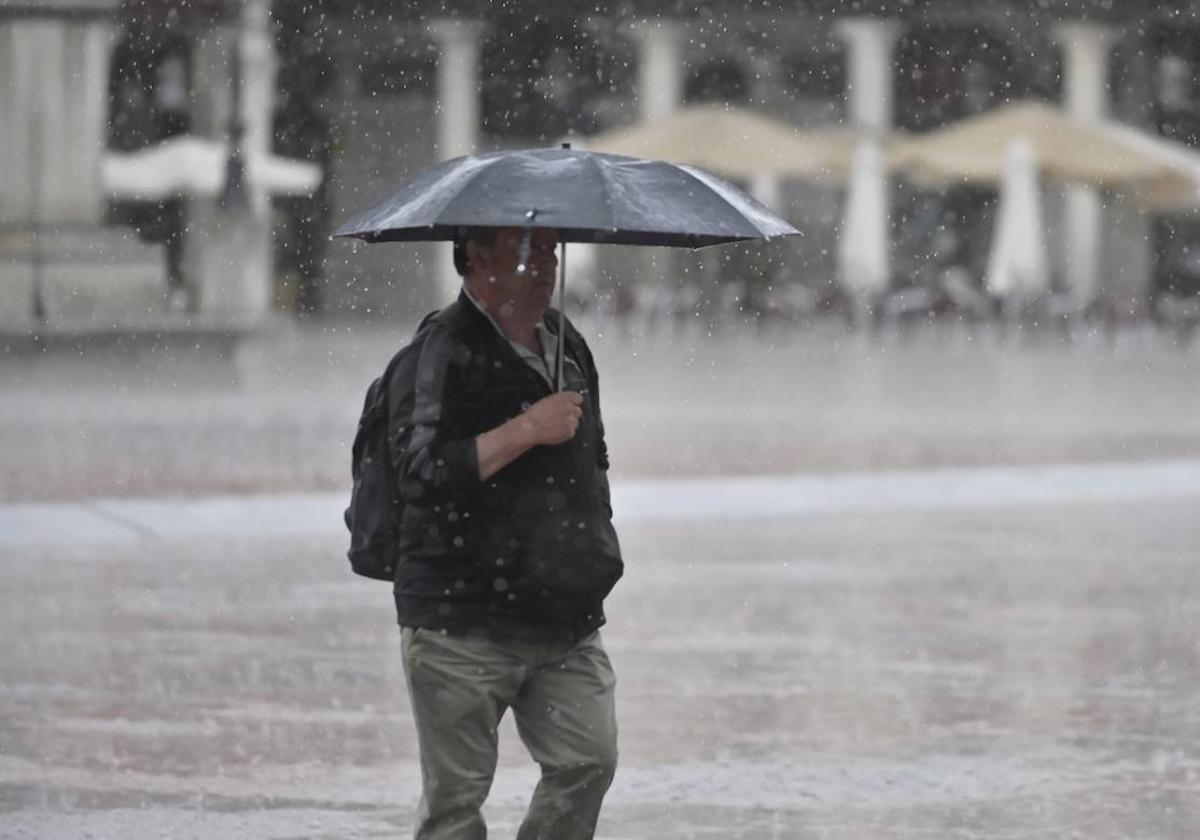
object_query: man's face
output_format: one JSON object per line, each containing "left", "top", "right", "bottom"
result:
{"left": 469, "top": 227, "right": 559, "bottom": 320}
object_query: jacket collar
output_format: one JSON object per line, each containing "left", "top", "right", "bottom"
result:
{"left": 455, "top": 288, "right": 564, "bottom": 343}
{"left": 454, "top": 289, "right": 570, "bottom": 385}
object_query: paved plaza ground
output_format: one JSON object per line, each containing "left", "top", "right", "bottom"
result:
{"left": 2, "top": 486, "right": 1199, "bottom": 839}
{"left": 3, "top": 318, "right": 1200, "bottom": 502}
{"left": 2, "top": 320, "right": 1199, "bottom": 838}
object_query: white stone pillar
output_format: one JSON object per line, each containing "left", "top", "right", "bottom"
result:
{"left": 0, "top": 1, "right": 166, "bottom": 331}
{"left": 185, "top": 200, "right": 272, "bottom": 326}
{"left": 749, "top": 54, "right": 784, "bottom": 211}
{"left": 836, "top": 18, "right": 902, "bottom": 134}
{"left": 0, "top": 11, "right": 116, "bottom": 226}
{"left": 837, "top": 18, "right": 900, "bottom": 315}
{"left": 427, "top": 19, "right": 484, "bottom": 303}
{"left": 631, "top": 19, "right": 684, "bottom": 122}
{"left": 1057, "top": 23, "right": 1114, "bottom": 121}
{"left": 1061, "top": 179, "right": 1105, "bottom": 305}
{"left": 182, "top": 21, "right": 231, "bottom": 316}
{"left": 0, "top": 20, "right": 44, "bottom": 227}
{"left": 64, "top": 21, "right": 114, "bottom": 220}
{"left": 628, "top": 20, "right": 686, "bottom": 295}
{"left": 1054, "top": 23, "right": 1117, "bottom": 308}
{"left": 190, "top": 24, "right": 233, "bottom": 139}
{"left": 241, "top": 0, "right": 276, "bottom": 217}
{"left": 428, "top": 18, "right": 483, "bottom": 163}
{"left": 182, "top": 2, "right": 274, "bottom": 324}
{"left": 751, "top": 174, "right": 782, "bottom": 211}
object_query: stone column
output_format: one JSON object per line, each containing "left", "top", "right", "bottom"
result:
{"left": 427, "top": 19, "right": 484, "bottom": 303}
{"left": 0, "top": 0, "right": 166, "bottom": 332}
{"left": 0, "top": 10, "right": 113, "bottom": 226}
{"left": 749, "top": 53, "right": 784, "bottom": 211}
{"left": 836, "top": 18, "right": 901, "bottom": 134}
{"left": 240, "top": 0, "right": 276, "bottom": 217}
{"left": 628, "top": 20, "right": 686, "bottom": 300}
{"left": 1054, "top": 23, "right": 1120, "bottom": 309}
{"left": 632, "top": 19, "right": 684, "bottom": 122}
{"left": 0, "top": 19, "right": 44, "bottom": 228}
{"left": 428, "top": 19, "right": 483, "bottom": 161}
{"left": 836, "top": 18, "right": 900, "bottom": 318}
{"left": 181, "top": 14, "right": 230, "bottom": 316}
{"left": 1107, "top": 30, "right": 1156, "bottom": 314}
{"left": 1057, "top": 23, "right": 1113, "bottom": 121}
{"left": 184, "top": 201, "right": 273, "bottom": 326}
{"left": 189, "top": 21, "right": 233, "bottom": 139}
{"left": 181, "top": 0, "right": 276, "bottom": 325}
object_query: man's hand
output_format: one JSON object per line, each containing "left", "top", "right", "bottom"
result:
{"left": 475, "top": 391, "right": 584, "bottom": 481}
{"left": 520, "top": 391, "right": 584, "bottom": 446}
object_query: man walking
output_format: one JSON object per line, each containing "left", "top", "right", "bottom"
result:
{"left": 388, "top": 225, "right": 623, "bottom": 840}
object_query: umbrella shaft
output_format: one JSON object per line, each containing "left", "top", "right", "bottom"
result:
{"left": 556, "top": 241, "right": 567, "bottom": 392}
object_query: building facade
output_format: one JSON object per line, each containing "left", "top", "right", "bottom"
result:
{"left": 38, "top": 0, "right": 1200, "bottom": 323}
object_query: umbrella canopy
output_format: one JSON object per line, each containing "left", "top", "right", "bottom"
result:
{"left": 985, "top": 140, "right": 1051, "bottom": 300}
{"left": 333, "top": 146, "right": 799, "bottom": 248}
{"left": 1100, "top": 121, "right": 1200, "bottom": 211}
{"left": 583, "top": 103, "right": 866, "bottom": 181}
{"left": 837, "top": 139, "right": 890, "bottom": 298}
{"left": 891, "top": 100, "right": 1184, "bottom": 189}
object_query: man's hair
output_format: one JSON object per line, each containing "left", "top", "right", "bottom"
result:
{"left": 453, "top": 227, "right": 500, "bottom": 277}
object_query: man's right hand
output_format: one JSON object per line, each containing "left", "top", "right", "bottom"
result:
{"left": 476, "top": 391, "right": 584, "bottom": 482}
{"left": 521, "top": 391, "right": 584, "bottom": 446}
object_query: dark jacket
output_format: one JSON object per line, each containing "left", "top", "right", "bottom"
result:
{"left": 387, "top": 292, "right": 623, "bottom": 642}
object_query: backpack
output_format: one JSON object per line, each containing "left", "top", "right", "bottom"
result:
{"left": 343, "top": 304, "right": 598, "bottom": 581}
{"left": 343, "top": 309, "right": 441, "bottom": 581}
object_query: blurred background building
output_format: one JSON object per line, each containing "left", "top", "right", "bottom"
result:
{"left": 4, "top": 0, "right": 1200, "bottom": 336}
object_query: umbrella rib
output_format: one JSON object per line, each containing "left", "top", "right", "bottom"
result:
{"left": 672, "top": 164, "right": 763, "bottom": 242}
{"left": 432, "top": 153, "right": 510, "bottom": 229}
{"left": 585, "top": 153, "right": 619, "bottom": 234}
{"left": 338, "top": 155, "right": 486, "bottom": 239}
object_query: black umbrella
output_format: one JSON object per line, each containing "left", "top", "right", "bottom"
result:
{"left": 334, "top": 145, "right": 800, "bottom": 388}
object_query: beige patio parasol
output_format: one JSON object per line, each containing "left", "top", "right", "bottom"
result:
{"left": 583, "top": 103, "right": 871, "bottom": 181}
{"left": 985, "top": 140, "right": 1051, "bottom": 300}
{"left": 1101, "top": 121, "right": 1200, "bottom": 211}
{"left": 890, "top": 100, "right": 1188, "bottom": 191}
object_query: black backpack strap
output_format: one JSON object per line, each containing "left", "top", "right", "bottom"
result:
{"left": 416, "top": 308, "right": 441, "bottom": 331}
{"left": 375, "top": 309, "right": 440, "bottom": 402}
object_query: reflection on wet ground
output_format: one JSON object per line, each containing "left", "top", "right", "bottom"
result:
{"left": 3, "top": 497, "right": 1198, "bottom": 838}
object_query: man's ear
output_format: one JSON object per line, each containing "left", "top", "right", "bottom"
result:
{"left": 466, "top": 240, "right": 487, "bottom": 274}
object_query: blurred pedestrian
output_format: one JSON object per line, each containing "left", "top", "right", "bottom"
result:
{"left": 389, "top": 226, "right": 623, "bottom": 840}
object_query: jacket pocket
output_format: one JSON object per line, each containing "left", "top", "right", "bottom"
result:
{"left": 516, "top": 502, "right": 624, "bottom": 615}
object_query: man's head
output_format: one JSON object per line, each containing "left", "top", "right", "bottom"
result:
{"left": 453, "top": 227, "right": 497, "bottom": 277}
{"left": 456, "top": 226, "right": 559, "bottom": 323}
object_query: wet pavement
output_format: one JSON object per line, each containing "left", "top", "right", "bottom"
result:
{"left": 3, "top": 318, "right": 1200, "bottom": 502}
{"left": 2, "top": 321, "right": 1199, "bottom": 837}
{"left": 3, "top": 482, "right": 1199, "bottom": 838}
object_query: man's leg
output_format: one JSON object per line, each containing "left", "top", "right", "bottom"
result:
{"left": 401, "top": 627, "right": 524, "bottom": 840}
{"left": 511, "top": 632, "right": 618, "bottom": 840}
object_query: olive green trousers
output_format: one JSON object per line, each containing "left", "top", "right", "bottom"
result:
{"left": 400, "top": 626, "right": 618, "bottom": 840}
